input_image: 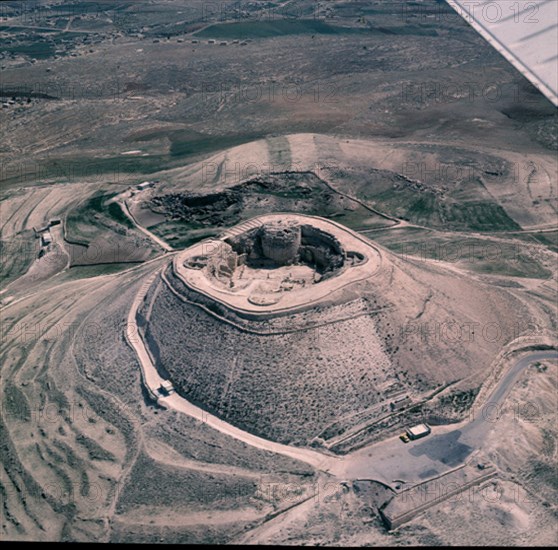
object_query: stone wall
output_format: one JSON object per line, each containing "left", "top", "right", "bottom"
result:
{"left": 227, "top": 228, "right": 260, "bottom": 256}
{"left": 300, "top": 224, "right": 345, "bottom": 273}
{"left": 218, "top": 220, "right": 346, "bottom": 275}
{"left": 300, "top": 224, "right": 343, "bottom": 252}
{"left": 206, "top": 242, "right": 239, "bottom": 280}
{"left": 260, "top": 220, "right": 301, "bottom": 265}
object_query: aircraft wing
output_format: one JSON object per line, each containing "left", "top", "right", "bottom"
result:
{"left": 446, "top": 0, "right": 558, "bottom": 106}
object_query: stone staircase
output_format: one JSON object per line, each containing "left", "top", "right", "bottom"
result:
{"left": 222, "top": 218, "right": 263, "bottom": 239}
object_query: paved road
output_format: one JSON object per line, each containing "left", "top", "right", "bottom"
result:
{"left": 117, "top": 176, "right": 557, "bottom": 487}
{"left": 334, "top": 350, "right": 558, "bottom": 488}
{"left": 461, "top": 350, "right": 556, "bottom": 443}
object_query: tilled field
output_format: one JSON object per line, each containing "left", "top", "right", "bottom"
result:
{"left": 0, "top": 259, "right": 315, "bottom": 542}
{"left": 1, "top": 0, "right": 557, "bottom": 544}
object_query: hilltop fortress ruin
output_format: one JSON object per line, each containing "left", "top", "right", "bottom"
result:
{"left": 137, "top": 213, "right": 541, "bottom": 448}
{"left": 175, "top": 214, "right": 378, "bottom": 312}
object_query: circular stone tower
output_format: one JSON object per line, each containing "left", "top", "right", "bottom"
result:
{"left": 260, "top": 220, "right": 301, "bottom": 265}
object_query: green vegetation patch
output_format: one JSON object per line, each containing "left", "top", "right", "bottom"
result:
{"left": 3, "top": 42, "right": 56, "bottom": 59}
{"left": 75, "top": 433, "right": 116, "bottom": 462}
{"left": 65, "top": 191, "right": 159, "bottom": 268}
{"left": 147, "top": 172, "right": 389, "bottom": 248}
{"left": 195, "top": 20, "right": 438, "bottom": 39}
{"left": 372, "top": 227, "right": 552, "bottom": 279}
{"left": 195, "top": 19, "right": 352, "bottom": 39}
{"left": 363, "top": 185, "right": 521, "bottom": 232}
{"left": 3, "top": 383, "right": 31, "bottom": 423}
{"left": 168, "top": 131, "right": 263, "bottom": 159}
{"left": 148, "top": 222, "right": 219, "bottom": 250}
{"left": 65, "top": 190, "right": 158, "bottom": 266}
{"left": 510, "top": 230, "right": 558, "bottom": 253}
{"left": 116, "top": 453, "right": 258, "bottom": 513}
{"left": 436, "top": 388, "right": 480, "bottom": 415}
{"left": 66, "top": 191, "right": 131, "bottom": 245}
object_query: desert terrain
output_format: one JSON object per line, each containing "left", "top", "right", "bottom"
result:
{"left": 1, "top": 0, "right": 556, "bottom": 545}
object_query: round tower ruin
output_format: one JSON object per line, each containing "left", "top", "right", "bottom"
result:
{"left": 260, "top": 220, "right": 301, "bottom": 265}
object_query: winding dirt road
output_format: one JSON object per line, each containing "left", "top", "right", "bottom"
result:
{"left": 126, "top": 256, "right": 556, "bottom": 488}
{"left": 125, "top": 266, "right": 339, "bottom": 471}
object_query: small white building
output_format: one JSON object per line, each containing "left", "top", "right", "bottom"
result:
{"left": 137, "top": 181, "right": 155, "bottom": 191}
{"left": 41, "top": 231, "right": 53, "bottom": 246}
{"left": 406, "top": 423, "right": 431, "bottom": 440}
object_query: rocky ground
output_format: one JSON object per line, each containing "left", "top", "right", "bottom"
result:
{"left": 1, "top": 0, "right": 556, "bottom": 544}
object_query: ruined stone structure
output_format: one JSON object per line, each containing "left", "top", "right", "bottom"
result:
{"left": 173, "top": 214, "right": 380, "bottom": 313}
{"left": 226, "top": 221, "right": 346, "bottom": 275}
{"left": 260, "top": 220, "right": 301, "bottom": 265}
{"left": 298, "top": 224, "right": 344, "bottom": 275}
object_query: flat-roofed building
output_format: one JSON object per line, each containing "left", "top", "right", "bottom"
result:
{"left": 41, "top": 231, "right": 53, "bottom": 246}
{"left": 406, "top": 423, "right": 431, "bottom": 440}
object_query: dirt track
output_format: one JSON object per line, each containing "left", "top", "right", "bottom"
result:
{"left": 125, "top": 264, "right": 340, "bottom": 471}
{"left": 126, "top": 237, "right": 557, "bottom": 489}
